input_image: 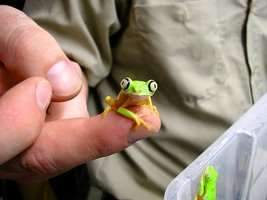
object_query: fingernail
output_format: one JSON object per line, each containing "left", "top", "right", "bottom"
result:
{"left": 36, "top": 80, "right": 52, "bottom": 111}
{"left": 46, "top": 61, "right": 82, "bottom": 97}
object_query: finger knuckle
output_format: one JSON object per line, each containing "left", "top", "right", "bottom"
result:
{"left": 20, "top": 150, "right": 57, "bottom": 175}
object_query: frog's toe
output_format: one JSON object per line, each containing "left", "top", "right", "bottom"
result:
{"left": 133, "top": 117, "right": 151, "bottom": 131}
{"left": 105, "top": 96, "right": 115, "bottom": 105}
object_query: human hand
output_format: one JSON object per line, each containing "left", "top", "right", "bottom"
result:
{"left": 0, "top": 5, "right": 161, "bottom": 183}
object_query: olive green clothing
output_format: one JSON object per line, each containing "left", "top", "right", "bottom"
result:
{"left": 24, "top": 0, "right": 267, "bottom": 199}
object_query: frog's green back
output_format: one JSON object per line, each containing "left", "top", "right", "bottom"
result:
{"left": 204, "top": 166, "right": 218, "bottom": 200}
{"left": 195, "top": 166, "right": 218, "bottom": 200}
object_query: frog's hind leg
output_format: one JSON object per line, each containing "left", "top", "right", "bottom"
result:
{"left": 117, "top": 107, "right": 151, "bottom": 131}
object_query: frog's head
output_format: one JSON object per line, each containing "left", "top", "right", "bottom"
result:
{"left": 120, "top": 77, "right": 158, "bottom": 96}
{"left": 203, "top": 166, "right": 218, "bottom": 187}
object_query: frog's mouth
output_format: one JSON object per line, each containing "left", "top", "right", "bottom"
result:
{"left": 127, "top": 93, "right": 149, "bottom": 102}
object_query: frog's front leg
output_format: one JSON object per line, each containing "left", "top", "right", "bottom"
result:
{"left": 117, "top": 107, "right": 152, "bottom": 131}
{"left": 102, "top": 96, "right": 115, "bottom": 116}
{"left": 132, "top": 98, "right": 159, "bottom": 118}
{"left": 149, "top": 99, "right": 159, "bottom": 116}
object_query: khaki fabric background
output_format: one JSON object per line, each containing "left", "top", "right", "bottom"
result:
{"left": 24, "top": 0, "right": 267, "bottom": 199}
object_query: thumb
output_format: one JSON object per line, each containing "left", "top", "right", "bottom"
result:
{"left": 0, "top": 77, "right": 52, "bottom": 165}
{"left": 0, "top": 5, "right": 82, "bottom": 101}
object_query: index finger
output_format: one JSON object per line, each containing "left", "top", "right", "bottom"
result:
{"left": 0, "top": 108, "right": 160, "bottom": 182}
{"left": 0, "top": 6, "right": 82, "bottom": 101}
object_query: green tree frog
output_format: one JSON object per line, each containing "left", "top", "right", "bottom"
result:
{"left": 194, "top": 166, "right": 218, "bottom": 200}
{"left": 102, "top": 77, "right": 159, "bottom": 131}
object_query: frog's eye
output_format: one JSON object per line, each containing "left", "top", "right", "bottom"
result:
{"left": 205, "top": 173, "right": 211, "bottom": 180}
{"left": 120, "top": 77, "right": 131, "bottom": 90}
{"left": 148, "top": 80, "right": 158, "bottom": 93}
